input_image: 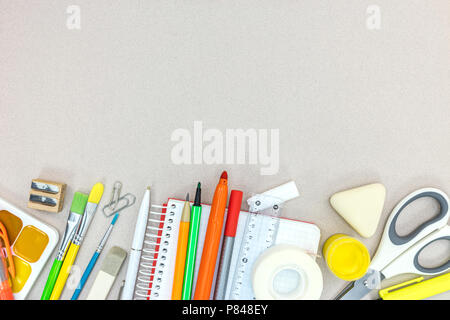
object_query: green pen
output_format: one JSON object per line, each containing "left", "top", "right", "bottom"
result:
{"left": 181, "top": 182, "right": 202, "bottom": 300}
{"left": 41, "top": 192, "right": 88, "bottom": 300}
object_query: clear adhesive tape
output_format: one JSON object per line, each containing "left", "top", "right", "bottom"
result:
{"left": 252, "top": 244, "right": 323, "bottom": 300}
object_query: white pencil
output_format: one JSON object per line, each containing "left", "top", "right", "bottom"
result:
{"left": 121, "top": 187, "right": 150, "bottom": 300}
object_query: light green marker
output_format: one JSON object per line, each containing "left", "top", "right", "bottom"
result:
{"left": 181, "top": 182, "right": 202, "bottom": 300}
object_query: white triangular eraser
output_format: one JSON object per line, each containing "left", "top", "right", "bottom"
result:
{"left": 330, "top": 183, "right": 386, "bottom": 238}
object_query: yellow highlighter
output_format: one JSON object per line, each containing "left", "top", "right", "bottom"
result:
{"left": 50, "top": 183, "right": 104, "bottom": 300}
{"left": 379, "top": 273, "right": 450, "bottom": 300}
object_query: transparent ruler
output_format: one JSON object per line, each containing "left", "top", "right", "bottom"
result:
{"left": 228, "top": 181, "right": 300, "bottom": 299}
{"left": 229, "top": 201, "right": 281, "bottom": 300}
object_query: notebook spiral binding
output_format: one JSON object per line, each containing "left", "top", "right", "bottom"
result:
{"left": 134, "top": 202, "right": 178, "bottom": 299}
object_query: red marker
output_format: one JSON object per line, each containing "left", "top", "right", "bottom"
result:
{"left": 213, "top": 190, "right": 243, "bottom": 299}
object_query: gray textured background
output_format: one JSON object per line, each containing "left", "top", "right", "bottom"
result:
{"left": 0, "top": 1, "right": 449, "bottom": 300}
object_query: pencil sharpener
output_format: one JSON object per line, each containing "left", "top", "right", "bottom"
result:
{"left": 27, "top": 179, "right": 66, "bottom": 213}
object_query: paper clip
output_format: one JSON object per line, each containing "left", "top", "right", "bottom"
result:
{"left": 107, "top": 181, "right": 123, "bottom": 211}
{"left": 103, "top": 192, "right": 136, "bottom": 217}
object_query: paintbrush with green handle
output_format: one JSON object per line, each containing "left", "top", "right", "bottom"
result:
{"left": 40, "top": 192, "right": 88, "bottom": 300}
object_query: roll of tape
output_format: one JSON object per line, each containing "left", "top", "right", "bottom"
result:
{"left": 252, "top": 244, "right": 323, "bottom": 300}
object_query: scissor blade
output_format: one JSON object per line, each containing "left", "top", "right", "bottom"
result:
{"left": 335, "top": 269, "right": 381, "bottom": 300}
{"left": 335, "top": 281, "right": 372, "bottom": 300}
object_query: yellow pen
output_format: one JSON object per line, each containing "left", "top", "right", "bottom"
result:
{"left": 379, "top": 273, "right": 450, "bottom": 300}
{"left": 50, "top": 183, "right": 104, "bottom": 300}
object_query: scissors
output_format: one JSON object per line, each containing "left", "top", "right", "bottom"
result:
{"left": 336, "top": 187, "right": 450, "bottom": 300}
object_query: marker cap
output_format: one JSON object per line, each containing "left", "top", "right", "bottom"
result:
{"left": 224, "top": 190, "right": 243, "bottom": 237}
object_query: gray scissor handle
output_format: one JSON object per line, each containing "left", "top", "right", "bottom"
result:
{"left": 381, "top": 225, "right": 450, "bottom": 279}
{"left": 413, "top": 235, "right": 450, "bottom": 274}
{"left": 388, "top": 190, "right": 449, "bottom": 245}
{"left": 370, "top": 188, "right": 449, "bottom": 272}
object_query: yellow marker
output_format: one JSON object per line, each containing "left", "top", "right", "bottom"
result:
{"left": 50, "top": 183, "right": 104, "bottom": 300}
{"left": 379, "top": 273, "right": 450, "bottom": 300}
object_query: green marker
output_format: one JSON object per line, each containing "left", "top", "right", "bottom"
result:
{"left": 181, "top": 182, "right": 202, "bottom": 300}
{"left": 41, "top": 192, "right": 88, "bottom": 300}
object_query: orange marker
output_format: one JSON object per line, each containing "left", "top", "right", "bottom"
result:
{"left": 194, "top": 171, "right": 228, "bottom": 300}
{"left": 171, "top": 194, "right": 191, "bottom": 299}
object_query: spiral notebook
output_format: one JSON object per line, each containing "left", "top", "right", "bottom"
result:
{"left": 133, "top": 198, "right": 320, "bottom": 300}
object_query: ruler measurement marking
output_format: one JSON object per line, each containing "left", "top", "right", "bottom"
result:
{"left": 230, "top": 206, "right": 281, "bottom": 299}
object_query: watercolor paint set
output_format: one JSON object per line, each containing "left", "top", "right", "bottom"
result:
{"left": 0, "top": 197, "right": 59, "bottom": 299}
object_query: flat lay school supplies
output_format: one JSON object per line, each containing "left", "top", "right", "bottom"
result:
{"left": 134, "top": 193, "right": 321, "bottom": 300}
{"left": 336, "top": 187, "right": 450, "bottom": 300}
{"left": 50, "top": 182, "right": 104, "bottom": 300}
{"left": 181, "top": 182, "right": 202, "bottom": 300}
{"left": 71, "top": 212, "right": 120, "bottom": 300}
{"left": 0, "top": 196, "right": 58, "bottom": 299}
{"left": 86, "top": 246, "right": 127, "bottom": 300}
{"left": 214, "top": 190, "right": 243, "bottom": 300}
{"left": 41, "top": 192, "right": 88, "bottom": 300}
{"left": 3, "top": 170, "right": 449, "bottom": 301}
{"left": 171, "top": 194, "right": 191, "bottom": 299}
{"left": 323, "top": 234, "right": 370, "bottom": 281}
{"left": 0, "top": 222, "right": 14, "bottom": 300}
{"left": 330, "top": 183, "right": 386, "bottom": 238}
{"left": 28, "top": 179, "right": 67, "bottom": 213}
{"left": 194, "top": 171, "right": 228, "bottom": 300}
{"left": 121, "top": 187, "right": 151, "bottom": 300}
{"left": 379, "top": 273, "right": 450, "bottom": 300}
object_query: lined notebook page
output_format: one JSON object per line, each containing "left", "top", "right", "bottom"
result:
{"left": 149, "top": 199, "right": 320, "bottom": 300}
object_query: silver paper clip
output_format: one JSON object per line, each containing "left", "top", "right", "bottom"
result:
{"left": 102, "top": 182, "right": 136, "bottom": 217}
{"left": 108, "top": 181, "right": 123, "bottom": 211}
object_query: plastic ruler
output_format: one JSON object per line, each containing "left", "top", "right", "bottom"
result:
{"left": 229, "top": 198, "right": 282, "bottom": 299}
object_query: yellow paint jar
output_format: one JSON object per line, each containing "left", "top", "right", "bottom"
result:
{"left": 323, "top": 234, "right": 370, "bottom": 281}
